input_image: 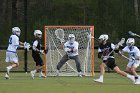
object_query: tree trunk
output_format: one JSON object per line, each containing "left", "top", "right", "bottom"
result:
{"left": 12, "top": 0, "right": 17, "bottom": 26}
{"left": 134, "top": 0, "right": 139, "bottom": 23}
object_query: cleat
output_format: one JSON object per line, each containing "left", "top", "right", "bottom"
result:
{"left": 78, "top": 72, "right": 83, "bottom": 77}
{"left": 39, "top": 73, "right": 46, "bottom": 78}
{"left": 5, "top": 74, "right": 10, "bottom": 79}
{"left": 6, "top": 67, "right": 10, "bottom": 75}
{"left": 134, "top": 79, "right": 140, "bottom": 85}
{"left": 94, "top": 78, "right": 103, "bottom": 83}
{"left": 56, "top": 70, "right": 59, "bottom": 76}
{"left": 130, "top": 76, "right": 135, "bottom": 83}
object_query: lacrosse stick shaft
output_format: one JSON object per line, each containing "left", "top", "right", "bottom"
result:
{"left": 120, "top": 54, "right": 130, "bottom": 60}
{"left": 128, "top": 31, "right": 140, "bottom": 38}
{"left": 135, "top": 34, "right": 140, "bottom": 38}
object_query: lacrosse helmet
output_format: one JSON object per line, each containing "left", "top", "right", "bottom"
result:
{"left": 34, "top": 30, "right": 42, "bottom": 39}
{"left": 12, "top": 27, "right": 21, "bottom": 36}
{"left": 98, "top": 34, "right": 108, "bottom": 41}
{"left": 68, "top": 34, "right": 75, "bottom": 43}
{"left": 126, "top": 38, "right": 135, "bottom": 46}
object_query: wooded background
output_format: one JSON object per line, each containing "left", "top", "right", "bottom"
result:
{"left": 0, "top": 0, "right": 140, "bottom": 46}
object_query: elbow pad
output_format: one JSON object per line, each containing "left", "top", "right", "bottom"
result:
{"left": 114, "top": 49, "right": 119, "bottom": 53}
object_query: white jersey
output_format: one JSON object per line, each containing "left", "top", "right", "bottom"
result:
{"left": 122, "top": 46, "right": 140, "bottom": 59}
{"left": 7, "top": 35, "right": 19, "bottom": 53}
{"left": 64, "top": 41, "right": 79, "bottom": 56}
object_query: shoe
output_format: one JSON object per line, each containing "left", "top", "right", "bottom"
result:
{"left": 6, "top": 67, "right": 10, "bottom": 75}
{"left": 5, "top": 73, "right": 10, "bottom": 79}
{"left": 94, "top": 78, "right": 103, "bottom": 83}
{"left": 130, "top": 76, "right": 135, "bottom": 83}
{"left": 78, "top": 72, "right": 83, "bottom": 77}
{"left": 134, "top": 79, "right": 140, "bottom": 85}
{"left": 30, "top": 71, "right": 35, "bottom": 79}
{"left": 56, "top": 70, "right": 59, "bottom": 76}
{"left": 39, "top": 73, "right": 46, "bottom": 78}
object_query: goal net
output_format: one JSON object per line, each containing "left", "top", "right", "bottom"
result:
{"left": 44, "top": 26, "right": 94, "bottom": 76}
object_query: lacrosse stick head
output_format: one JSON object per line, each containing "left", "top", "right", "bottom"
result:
{"left": 117, "top": 38, "right": 125, "bottom": 46}
{"left": 55, "top": 28, "right": 65, "bottom": 43}
{"left": 115, "top": 38, "right": 125, "bottom": 49}
{"left": 128, "top": 31, "right": 136, "bottom": 36}
{"left": 126, "top": 38, "right": 135, "bottom": 46}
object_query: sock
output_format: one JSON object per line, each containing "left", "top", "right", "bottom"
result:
{"left": 100, "top": 75, "right": 103, "bottom": 80}
{"left": 7, "top": 66, "right": 12, "bottom": 70}
{"left": 127, "top": 74, "right": 133, "bottom": 79}
{"left": 33, "top": 69, "right": 37, "bottom": 73}
{"left": 40, "top": 71, "right": 43, "bottom": 75}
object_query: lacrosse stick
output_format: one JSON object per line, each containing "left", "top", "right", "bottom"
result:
{"left": 86, "top": 32, "right": 99, "bottom": 42}
{"left": 106, "top": 38, "right": 125, "bottom": 57}
{"left": 55, "top": 28, "right": 65, "bottom": 43}
{"left": 128, "top": 31, "right": 140, "bottom": 38}
{"left": 119, "top": 53, "right": 136, "bottom": 62}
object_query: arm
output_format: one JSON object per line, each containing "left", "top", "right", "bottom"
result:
{"left": 33, "top": 41, "right": 44, "bottom": 54}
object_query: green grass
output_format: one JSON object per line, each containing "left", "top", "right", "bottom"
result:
{"left": 0, "top": 73, "right": 140, "bottom": 93}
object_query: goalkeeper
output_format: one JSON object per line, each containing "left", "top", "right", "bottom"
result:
{"left": 30, "top": 30, "right": 47, "bottom": 79}
{"left": 56, "top": 34, "right": 83, "bottom": 77}
{"left": 94, "top": 34, "right": 135, "bottom": 83}
{"left": 5, "top": 27, "right": 30, "bottom": 79}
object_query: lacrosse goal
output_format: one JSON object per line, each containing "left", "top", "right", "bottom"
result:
{"left": 44, "top": 26, "right": 94, "bottom": 76}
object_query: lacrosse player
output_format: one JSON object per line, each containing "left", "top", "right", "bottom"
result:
{"left": 5, "top": 27, "right": 30, "bottom": 79}
{"left": 56, "top": 34, "right": 83, "bottom": 77}
{"left": 119, "top": 38, "right": 140, "bottom": 84}
{"left": 30, "top": 30, "right": 47, "bottom": 79}
{"left": 94, "top": 34, "right": 135, "bottom": 83}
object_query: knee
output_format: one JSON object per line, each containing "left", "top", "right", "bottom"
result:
{"left": 99, "top": 64, "right": 104, "bottom": 69}
{"left": 15, "top": 63, "right": 19, "bottom": 67}
{"left": 125, "top": 69, "right": 131, "bottom": 73}
{"left": 130, "top": 68, "right": 136, "bottom": 72}
{"left": 114, "top": 67, "right": 121, "bottom": 74}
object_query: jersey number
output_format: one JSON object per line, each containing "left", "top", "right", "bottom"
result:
{"left": 9, "top": 37, "right": 12, "bottom": 44}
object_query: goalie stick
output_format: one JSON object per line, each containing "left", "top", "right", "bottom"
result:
{"left": 55, "top": 28, "right": 65, "bottom": 43}
{"left": 128, "top": 31, "right": 140, "bottom": 38}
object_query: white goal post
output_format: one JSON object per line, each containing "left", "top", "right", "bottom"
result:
{"left": 44, "top": 26, "right": 94, "bottom": 76}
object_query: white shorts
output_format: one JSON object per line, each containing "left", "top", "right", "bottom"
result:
{"left": 5, "top": 52, "right": 18, "bottom": 63}
{"left": 127, "top": 60, "right": 140, "bottom": 68}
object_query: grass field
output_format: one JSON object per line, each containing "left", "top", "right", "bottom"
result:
{"left": 0, "top": 73, "right": 140, "bottom": 93}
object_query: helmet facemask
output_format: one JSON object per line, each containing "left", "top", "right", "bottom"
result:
{"left": 34, "top": 30, "right": 42, "bottom": 39}
{"left": 126, "top": 38, "right": 135, "bottom": 47}
{"left": 98, "top": 34, "right": 108, "bottom": 44}
{"left": 68, "top": 34, "right": 75, "bottom": 43}
{"left": 12, "top": 27, "right": 21, "bottom": 36}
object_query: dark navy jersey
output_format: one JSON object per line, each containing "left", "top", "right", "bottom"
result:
{"left": 32, "top": 39, "right": 41, "bottom": 57}
{"left": 98, "top": 42, "right": 115, "bottom": 57}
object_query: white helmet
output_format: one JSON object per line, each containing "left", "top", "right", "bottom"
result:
{"left": 98, "top": 34, "right": 108, "bottom": 41}
{"left": 68, "top": 34, "right": 75, "bottom": 43}
{"left": 126, "top": 38, "right": 135, "bottom": 46}
{"left": 34, "top": 30, "right": 42, "bottom": 38}
{"left": 12, "top": 27, "right": 21, "bottom": 36}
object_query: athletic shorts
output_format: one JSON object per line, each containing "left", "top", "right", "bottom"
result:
{"left": 103, "top": 58, "right": 117, "bottom": 70}
{"left": 5, "top": 52, "right": 18, "bottom": 63}
{"left": 127, "top": 60, "right": 140, "bottom": 68}
{"left": 32, "top": 55, "right": 44, "bottom": 66}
